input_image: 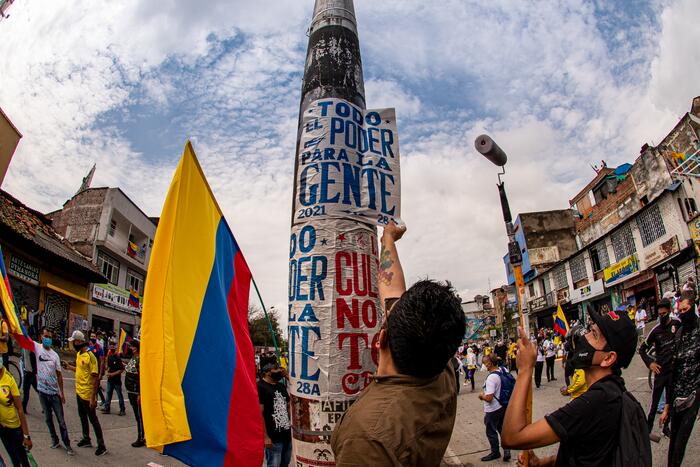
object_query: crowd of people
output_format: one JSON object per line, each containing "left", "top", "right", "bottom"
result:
{"left": 251, "top": 221, "right": 699, "bottom": 467}
{"left": 0, "top": 324, "right": 144, "bottom": 466}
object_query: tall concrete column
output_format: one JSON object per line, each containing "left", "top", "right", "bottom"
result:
{"left": 288, "top": 1, "right": 380, "bottom": 465}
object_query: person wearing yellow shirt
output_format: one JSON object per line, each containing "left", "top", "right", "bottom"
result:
{"left": 507, "top": 339, "right": 518, "bottom": 374}
{"left": 560, "top": 368, "right": 588, "bottom": 399}
{"left": 0, "top": 319, "right": 9, "bottom": 368}
{"left": 62, "top": 331, "right": 107, "bottom": 457}
{"left": 0, "top": 359, "right": 33, "bottom": 466}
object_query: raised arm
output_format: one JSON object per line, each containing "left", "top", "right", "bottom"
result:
{"left": 378, "top": 221, "right": 406, "bottom": 307}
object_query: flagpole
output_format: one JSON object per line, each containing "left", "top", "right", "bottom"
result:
{"left": 250, "top": 277, "right": 280, "bottom": 362}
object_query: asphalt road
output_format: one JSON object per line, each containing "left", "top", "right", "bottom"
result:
{"left": 0, "top": 368, "right": 186, "bottom": 467}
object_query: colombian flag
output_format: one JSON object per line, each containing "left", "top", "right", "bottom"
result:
{"left": 553, "top": 304, "right": 570, "bottom": 337}
{"left": 140, "top": 142, "right": 262, "bottom": 466}
{"left": 0, "top": 246, "right": 33, "bottom": 351}
{"left": 118, "top": 328, "right": 132, "bottom": 357}
{"left": 127, "top": 241, "right": 138, "bottom": 257}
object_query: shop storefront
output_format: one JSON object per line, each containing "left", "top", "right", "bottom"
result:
{"left": 6, "top": 252, "right": 41, "bottom": 311}
{"left": 88, "top": 283, "right": 142, "bottom": 334}
{"left": 621, "top": 270, "right": 657, "bottom": 317}
{"left": 570, "top": 279, "right": 608, "bottom": 323}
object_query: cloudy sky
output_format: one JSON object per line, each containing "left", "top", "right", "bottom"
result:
{"left": 1, "top": 0, "right": 699, "bottom": 330}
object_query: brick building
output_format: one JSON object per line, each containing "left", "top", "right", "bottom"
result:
{"left": 518, "top": 96, "right": 700, "bottom": 331}
{"left": 0, "top": 189, "right": 105, "bottom": 343}
{"left": 48, "top": 187, "right": 157, "bottom": 336}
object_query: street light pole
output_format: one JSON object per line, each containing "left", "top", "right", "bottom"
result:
{"left": 475, "top": 134, "right": 532, "bottom": 466}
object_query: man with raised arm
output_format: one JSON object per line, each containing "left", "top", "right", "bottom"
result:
{"left": 331, "top": 221, "right": 466, "bottom": 466}
{"left": 501, "top": 309, "right": 642, "bottom": 466}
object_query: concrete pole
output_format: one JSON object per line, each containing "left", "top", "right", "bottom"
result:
{"left": 288, "top": 1, "right": 380, "bottom": 465}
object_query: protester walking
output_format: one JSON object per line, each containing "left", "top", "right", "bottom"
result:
{"left": 465, "top": 347, "right": 477, "bottom": 391}
{"left": 501, "top": 309, "right": 650, "bottom": 466}
{"left": 478, "top": 354, "right": 511, "bottom": 462}
{"left": 124, "top": 340, "right": 145, "bottom": 447}
{"left": 0, "top": 356, "right": 33, "bottom": 467}
{"left": 660, "top": 290, "right": 700, "bottom": 467}
{"left": 63, "top": 330, "right": 107, "bottom": 456}
{"left": 534, "top": 338, "right": 544, "bottom": 388}
{"left": 560, "top": 368, "right": 587, "bottom": 400}
{"left": 543, "top": 334, "right": 556, "bottom": 382}
{"left": 87, "top": 332, "right": 107, "bottom": 409}
{"left": 638, "top": 298, "right": 678, "bottom": 435}
{"left": 101, "top": 340, "right": 126, "bottom": 416}
{"left": 635, "top": 304, "right": 648, "bottom": 343}
{"left": 331, "top": 221, "right": 466, "bottom": 466}
{"left": 20, "top": 345, "right": 37, "bottom": 414}
{"left": 35, "top": 328, "right": 74, "bottom": 456}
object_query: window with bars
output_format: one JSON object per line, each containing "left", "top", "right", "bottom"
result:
{"left": 553, "top": 265, "right": 568, "bottom": 290}
{"left": 126, "top": 269, "right": 144, "bottom": 294}
{"left": 108, "top": 220, "right": 116, "bottom": 237}
{"left": 97, "top": 251, "right": 120, "bottom": 285}
{"left": 636, "top": 205, "right": 666, "bottom": 247}
{"left": 589, "top": 241, "right": 610, "bottom": 272}
{"left": 611, "top": 224, "right": 636, "bottom": 261}
{"left": 570, "top": 254, "right": 587, "bottom": 282}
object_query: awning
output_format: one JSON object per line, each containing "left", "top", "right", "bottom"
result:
{"left": 43, "top": 283, "right": 95, "bottom": 305}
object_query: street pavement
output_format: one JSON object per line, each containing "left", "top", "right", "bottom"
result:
{"left": 1, "top": 368, "right": 186, "bottom": 467}
{"left": 7, "top": 330, "right": 698, "bottom": 466}
{"left": 443, "top": 336, "right": 700, "bottom": 466}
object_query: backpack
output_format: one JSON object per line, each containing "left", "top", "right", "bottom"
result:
{"left": 611, "top": 381, "right": 652, "bottom": 467}
{"left": 492, "top": 367, "right": 516, "bottom": 406}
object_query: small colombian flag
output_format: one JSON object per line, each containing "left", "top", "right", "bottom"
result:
{"left": 553, "top": 304, "right": 570, "bottom": 337}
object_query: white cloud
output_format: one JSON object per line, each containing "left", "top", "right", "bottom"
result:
{"left": 0, "top": 0, "right": 699, "bottom": 336}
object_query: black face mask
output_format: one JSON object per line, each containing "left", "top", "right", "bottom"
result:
{"left": 570, "top": 333, "right": 608, "bottom": 370}
{"left": 659, "top": 314, "right": 671, "bottom": 326}
{"left": 270, "top": 371, "right": 283, "bottom": 382}
{"left": 74, "top": 342, "right": 88, "bottom": 351}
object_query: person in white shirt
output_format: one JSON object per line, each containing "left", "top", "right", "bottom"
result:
{"left": 543, "top": 336, "right": 557, "bottom": 382}
{"left": 635, "top": 307, "right": 647, "bottom": 343}
{"left": 534, "top": 338, "right": 545, "bottom": 388}
{"left": 36, "top": 328, "right": 74, "bottom": 456}
{"left": 478, "top": 354, "right": 511, "bottom": 462}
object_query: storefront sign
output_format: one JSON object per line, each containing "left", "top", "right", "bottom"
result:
{"left": 528, "top": 296, "right": 547, "bottom": 312}
{"left": 570, "top": 279, "right": 605, "bottom": 304}
{"left": 293, "top": 99, "right": 401, "bottom": 227}
{"left": 622, "top": 270, "right": 656, "bottom": 290}
{"left": 92, "top": 283, "right": 142, "bottom": 313}
{"left": 8, "top": 255, "right": 40, "bottom": 285}
{"left": 643, "top": 235, "right": 680, "bottom": 268}
{"left": 604, "top": 253, "right": 640, "bottom": 287}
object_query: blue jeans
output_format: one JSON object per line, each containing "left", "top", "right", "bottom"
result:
{"left": 39, "top": 392, "right": 71, "bottom": 448}
{"left": 265, "top": 437, "right": 292, "bottom": 467}
{"left": 105, "top": 380, "right": 125, "bottom": 412}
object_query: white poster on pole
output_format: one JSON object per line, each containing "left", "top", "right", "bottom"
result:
{"left": 293, "top": 98, "right": 400, "bottom": 227}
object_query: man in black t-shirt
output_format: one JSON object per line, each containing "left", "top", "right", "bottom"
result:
{"left": 101, "top": 340, "right": 125, "bottom": 416}
{"left": 258, "top": 362, "right": 291, "bottom": 467}
{"left": 501, "top": 308, "right": 642, "bottom": 466}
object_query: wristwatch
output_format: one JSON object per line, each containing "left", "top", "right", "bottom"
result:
{"left": 23, "top": 434, "right": 30, "bottom": 440}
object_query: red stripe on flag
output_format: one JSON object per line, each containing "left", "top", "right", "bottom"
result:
{"left": 223, "top": 251, "right": 263, "bottom": 467}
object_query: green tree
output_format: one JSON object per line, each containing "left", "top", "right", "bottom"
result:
{"left": 248, "top": 305, "right": 285, "bottom": 350}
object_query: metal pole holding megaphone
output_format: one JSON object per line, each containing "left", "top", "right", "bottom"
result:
{"left": 475, "top": 134, "right": 532, "bottom": 466}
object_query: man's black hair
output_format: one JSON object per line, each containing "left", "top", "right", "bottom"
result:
{"left": 130, "top": 339, "right": 140, "bottom": 350}
{"left": 386, "top": 280, "right": 465, "bottom": 379}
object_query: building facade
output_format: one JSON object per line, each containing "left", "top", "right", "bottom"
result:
{"left": 49, "top": 187, "right": 157, "bottom": 336}
{"left": 518, "top": 96, "right": 700, "bottom": 331}
{"left": 0, "top": 190, "right": 105, "bottom": 344}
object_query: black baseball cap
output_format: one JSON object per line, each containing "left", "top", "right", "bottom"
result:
{"left": 588, "top": 306, "right": 637, "bottom": 369}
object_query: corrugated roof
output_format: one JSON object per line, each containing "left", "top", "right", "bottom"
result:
{"left": 0, "top": 189, "right": 105, "bottom": 281}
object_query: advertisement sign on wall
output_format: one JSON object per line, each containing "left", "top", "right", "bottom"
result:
{"left": 92, "top": 283, "right": 142, "bottom": 313}
{"left": 604, "top": 253, "right": 640, "bottom": 287}
{"left": 643, "top": 235, "right": 680, "bottom": 268}
{"left": 570, "top": 279, "right": 605, "bottom": 304}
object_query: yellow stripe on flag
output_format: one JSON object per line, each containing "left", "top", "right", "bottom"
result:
{"left": 140, "top": 142, "right": 223, "bottom": 448}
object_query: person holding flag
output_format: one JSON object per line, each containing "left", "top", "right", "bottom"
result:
{"left": 118, "top": 329, "right": 131, "bottom": 357}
